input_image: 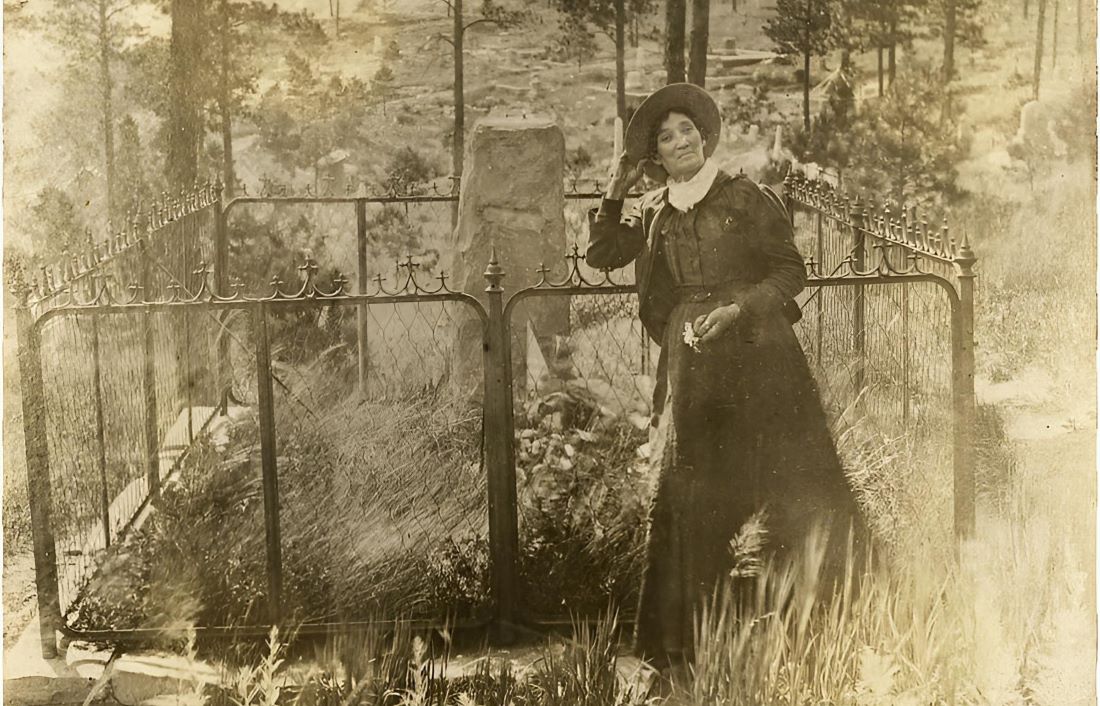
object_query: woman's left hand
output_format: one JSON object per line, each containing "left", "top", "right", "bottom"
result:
{"left": 693, "top": 304, "right": 742, "bottom": 344}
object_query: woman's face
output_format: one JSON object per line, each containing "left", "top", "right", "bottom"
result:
{"left": 653, "top": 111, "right": 706, "bottom": 181}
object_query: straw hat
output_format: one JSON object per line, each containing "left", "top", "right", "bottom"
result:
{"left": 624, "top": 83, "right": 722, "bottom": 182}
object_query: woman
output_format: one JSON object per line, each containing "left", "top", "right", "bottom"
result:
{"left": 586, "top": 84, "right": 866, "bottom": 664}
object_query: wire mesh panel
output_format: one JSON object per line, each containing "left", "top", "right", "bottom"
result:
{"left": 796, "top": 279, "right": 955, "bottom": 547}
{"left": 61, "top": 307, "right": 259, "bottom": 634}
{"left": 38, "top": 315, "right": 101, "bottom": 614}
{"left": 792, "top": 209, "right": 858, "bottom": 277}
{"left": 264, "top": 297, "right": 489, "bottom": 625}
{"left": 508, "top": 289, "right": 655, "bottom": 620}
{"left": 35, "top": 306, "right": 220, "bottom": 628}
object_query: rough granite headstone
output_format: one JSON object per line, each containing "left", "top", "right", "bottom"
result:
{"left": 450, "top": 115, "right": 570, "bottom": 399}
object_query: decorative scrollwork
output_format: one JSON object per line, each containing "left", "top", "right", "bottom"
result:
{"left": 524, "top": 242, "right": 629, "bottom": 289}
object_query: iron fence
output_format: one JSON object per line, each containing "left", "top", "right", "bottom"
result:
{"left": 785, "top": 174, "right": 976, "bottom": 544}
{"left": 15, "top": 176, "right": 976, "bottom": 656}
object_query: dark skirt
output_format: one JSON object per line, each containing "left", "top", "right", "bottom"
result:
{"left": 633, "top": 295, "right": 867, "bottom": 662}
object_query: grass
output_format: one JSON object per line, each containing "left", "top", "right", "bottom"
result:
{"left": 192, "top": 610, "right": 656, "bottom": 706}
{"left": 153, "top": 436, "right": 1093, "bottom": 705}
{"left": 70, "top": 387, "right": 488, "bottom": 630}
{"left": 687, "top": 500, "right": 1093, "bottom": 705}
{"left": 68, "top": 332, "right": 654, "bottom": 630}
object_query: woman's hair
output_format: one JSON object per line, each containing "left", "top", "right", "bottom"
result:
{"left": 648, "top": 107, "right": 705, "bottom": 157}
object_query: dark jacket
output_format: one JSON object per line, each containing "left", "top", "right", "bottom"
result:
{"left": 585, "top": 170, "right": 806, "bottom": 344}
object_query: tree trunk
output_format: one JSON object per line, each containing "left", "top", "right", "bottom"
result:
{"left": 687, "top": 0, "right": 709, "bottom": 86}
{"left": 888, "top": 43, "right": 895, "bottom": 86}
{"left": 943, "top": 0, "right": 956, "bottom": 81}
{"left": 803, "top": 45, "right": 811, "bottom": 131}
{"left": 887, "top": 17, "right": 897, "bottom": 88}
{"left": 218, "top": 0, "right": 235, "bottom": 199}
{"left": 665, "top": 0, "right": 686, "bottom": 83}
{"left": 839, "top": 0, "right": 852, "bottom": 72}
{"left": 1051, "top": 0, "right": 1058, "bottom": 67}
{"left": 166, "top": 0, "right": 203, "bottom": 190}
{"left": 97, "top": 0, "right": 115, "bottom": 219}
{"left": 453, "top": 0, "right": 464, "bottom": 186}
{"left": 877, "top": 46, "right": 884, "bottom": 96}
{"left": 803, "top": 28, "right": 811, "bottom": 130}
{"left": 1033, "top": 0, "right": 1046, "bottom": 100}
{"left": 616, "top": 0, "right": 626, "bottom": 121}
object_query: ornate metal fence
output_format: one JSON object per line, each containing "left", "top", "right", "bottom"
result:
{"left": 15, "top": 176, "right": 976, "bottom": 656}
{"left": 16, "top": 183, "right": 223, "bottom": 654}
{"left": 784, "top": 174, "right": 976, "bottom": 547}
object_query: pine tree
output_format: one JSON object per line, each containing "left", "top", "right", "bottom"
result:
{"left": 764, "top": 0, "right": 835, "bottom": 132}
{"left": 847, "top": 65, "right": 964, "bottom": 205}
{"left": 373, "top": 64, "right": 396, "bottom": 116}
{"left": 552, "top": 0, "right": 657, "bottom": 118}
{"left": 28, "top": 187, "right": 89, "bottom": 263}
{"left": 46, "top": 0, "right": 136, "bottom": 219}
{"left": 166, "top": 0, "right": 206, "bottom": 191}
{"left": 666, "top": 0, "right": 687, "bottom": 82}
{"left": 211, "top": 2, "right": 326, "bottom": 197}
{"left": 434, "top": 0, "right": 530, "bottom": 187}
{"left": 114, "top": 115, "right": 152, "bottom": 214}
{"left": 928, "top": 0, "right": 982, "bottom": 80}
{"left": 687, "top": 0, "right": 710, "bottom": 86}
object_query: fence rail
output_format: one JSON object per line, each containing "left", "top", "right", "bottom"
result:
{"left": 15, "top": 176, "right": 976, "bottom": 656}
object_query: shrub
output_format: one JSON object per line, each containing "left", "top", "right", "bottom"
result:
{"left": 515, "top": 386, "right": 650, "bottom": 617}
{"left": 383, "top": 146, "right": 438, "bottom": 194}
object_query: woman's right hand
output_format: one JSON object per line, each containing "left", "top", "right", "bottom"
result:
{"left": 606, "top": 151, "right": 646, "bottom": 200}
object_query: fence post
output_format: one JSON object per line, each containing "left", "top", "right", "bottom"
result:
{"left": 253, "top": 303, "right": 283, "bottom": 624}
{"left": 355, "top": 198, "right": 369, "bottom": 398}
{"left": 482, "top": 251, "right": 520, "bottom": 644}
{"left": 214, "top": 183, "right": 230, "bottom": 415}
{"left": 87, "top": 273, "right": 111, "bottom": 550}
{"left": 813, "top": 208, "right": 824, "bottom": 370}
{"left": 952, "top": 235, "right": 977, "bottom": 538}
{"left": 182, "top": 218, "right": 195, "bottom": 443}
{"left": 14, "top": 289, "right": 61, "bottom": 658}
{"left": 141, "top": 242, "right": 161, "bottom": 499}
{"left": 852, "top": 203, "right": 867, "bottom": 395}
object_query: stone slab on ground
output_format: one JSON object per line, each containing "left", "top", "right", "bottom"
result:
{"left": 3, "top": 615, "right": 106, "bottom": 705}
{"left": 110, "top": 652, "right": 218, "bottom": 706}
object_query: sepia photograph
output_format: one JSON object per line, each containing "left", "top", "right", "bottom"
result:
{"left": 1, "top": 0, "right": 1096, "bottom": 703}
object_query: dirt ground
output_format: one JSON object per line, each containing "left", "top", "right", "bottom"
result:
{"left": 3, "top": 553, "right": 38, "bottom": 649}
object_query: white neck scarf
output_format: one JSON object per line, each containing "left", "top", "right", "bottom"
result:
{"left": 666, "top": 159, "right": 718, "bottom": 213}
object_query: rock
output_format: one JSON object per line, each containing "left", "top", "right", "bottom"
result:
{"left": 450, "top": 116, "right": 570, "bottom": 398}
{"left": 110, "top": 653, "right": 218, "bottom": 706}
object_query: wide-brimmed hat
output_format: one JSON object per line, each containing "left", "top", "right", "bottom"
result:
{"left": 624, "top": 82, "right": 722, "bottom": 182}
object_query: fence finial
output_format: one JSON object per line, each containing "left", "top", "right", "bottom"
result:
{"left": 955, "top": 229, "right": 976, "bottom": 274}
{"left": 484, "top": 247, "right": 505, "bottom": 292}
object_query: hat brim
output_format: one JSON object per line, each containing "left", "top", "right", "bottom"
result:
{"left": 624, "top": 83, "right": 721, "bottom": 183}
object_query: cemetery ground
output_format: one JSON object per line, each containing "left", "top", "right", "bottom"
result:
{"left": 2, "top": 0, "right": 1097, "bottom": 703}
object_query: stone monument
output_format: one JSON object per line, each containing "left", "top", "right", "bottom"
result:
{"left": 450, "top": 115, "right": 570, "bottom": 399}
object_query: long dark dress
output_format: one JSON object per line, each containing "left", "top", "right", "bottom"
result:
{"left": 586, "top": 169, "right": 866, "bottom": 662}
